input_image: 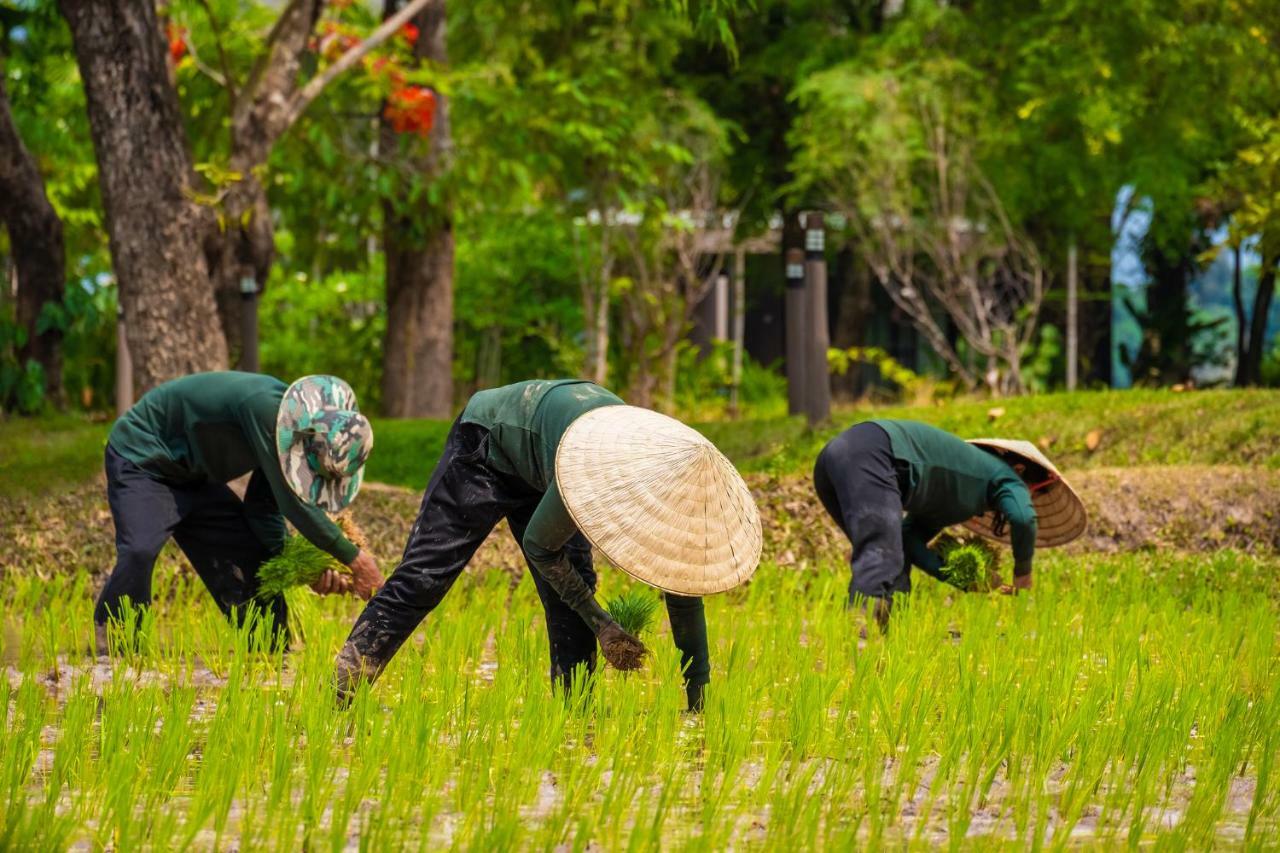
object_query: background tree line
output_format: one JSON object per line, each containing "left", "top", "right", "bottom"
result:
{"left": 2, "top": 0, "right": 1279, "bottom": 417}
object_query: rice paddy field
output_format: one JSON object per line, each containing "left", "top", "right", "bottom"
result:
{"left": 4, "top": 547, "right": 1279, "bottom": 849}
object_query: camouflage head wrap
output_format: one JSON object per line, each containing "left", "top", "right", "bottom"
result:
{"left": 276, "top": 375, "right": 373, "bottom": 512}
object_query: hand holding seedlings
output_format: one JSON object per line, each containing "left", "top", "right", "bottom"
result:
{"left": 597, "top": 620, "right": 649, "bottom": 671}
{"left": 311, "top": 569, "right": 353, "bottom": 596}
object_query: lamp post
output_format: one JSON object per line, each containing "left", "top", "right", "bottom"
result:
{"left": 785, "top": 247, "right": 807, "bottom": 417}
{"left": 804, "top": 213, "right": 830, "bottom": 426}
{"left": 240, "top": 275, "right": 259, "bottom": 373}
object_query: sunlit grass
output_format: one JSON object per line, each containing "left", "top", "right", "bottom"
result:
{"left": 4, "top": 550, "right": 1278, "bottom": 847}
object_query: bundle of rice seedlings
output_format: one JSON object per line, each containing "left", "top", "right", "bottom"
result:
{"left": 605, "top": 587, "right": 661, "bottom": 637}
{"left": 255, "top": 515, "right": 367, "bottom": 599}
{"left": 934, "top": 533, "right": 1000, "bottom": 592}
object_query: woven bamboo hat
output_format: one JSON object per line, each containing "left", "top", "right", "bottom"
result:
{"left": 963, "top": 439, "right": 1087, "bottom": 547}
{"left": 555, "top": 406, "right": 763, "bottom": 596}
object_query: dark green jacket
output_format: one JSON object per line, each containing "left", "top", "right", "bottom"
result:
{"left": 108, "top": 372, "right": 358, "bottom": 564}
{"left": 873, "top": 419, "right": 1038, "bottom": 577}
{"left": 462, "top": 380, "right": 710, "bottom": 687}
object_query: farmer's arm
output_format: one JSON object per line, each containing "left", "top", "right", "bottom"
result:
{"left": 902, "top": 515, "right": 946, "bottom": 582}
{"left": 663, "top": 593, "right": 709, "bottom": 712}
{"left": 238, "top": 399, "right": 358, "bottom": 565}
{"left": 994, "top": 484, "right": 1037, "bottom": 581}
{"left": 522, "top": 481, "right": 614, "bottom": 632}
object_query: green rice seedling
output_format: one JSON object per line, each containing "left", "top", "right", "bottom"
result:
{"left": 605, "top": 586, "right": 661, "bottom": 636}
{"left": 933, "top": 532, "right": 1000, "bottom": 591}
{"left": 255, "top": 515, "right": 368, "bottom": 599}
{"left": 4, "top": 543, "right": 1280, "bottom": 847}
{"left": 255, "top": 534, "right": 346, "bottom": 599}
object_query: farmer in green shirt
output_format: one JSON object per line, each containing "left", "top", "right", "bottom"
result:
{"left": 97, "top": 372, "right": 381, "bottom": 652}
{"left": 334, "top": 379, "right": 761, "bottom": 712}
{"left": 813, "top": 419, "right": 1086, "bottom": 632}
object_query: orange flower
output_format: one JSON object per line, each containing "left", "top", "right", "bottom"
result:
{"left": 401, "top": 22, "right": 420, "bottom": 46}
{"left": 166, "top": 24, "right": 187, "bottom": 63}
{"left": 384, "top": 85, "right": 436, "bottom": 139}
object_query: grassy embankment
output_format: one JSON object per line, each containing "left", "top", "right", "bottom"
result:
{"left": 4, "top": 388, "right": 1277, "bottom": 495}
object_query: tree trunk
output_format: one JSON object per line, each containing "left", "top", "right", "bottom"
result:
{"left": 210, "top": 0, "right": 323, "bottom": 364}
{"left": 1081, "top": 219, "right": 1114, "bottom": 387}
{"left": 0, "top": 72, "right": 66, "bottom": 404}
{"left": 380, "top": 0, "right": 454, "bottom": 418}
{"left": 206, "top": 175, "right": 276, "bottom": 367}
{"left": 1233, "top": 242, "right": 1248, "bottom": 385}
{"left": 589, "top": 279, "right": 609, "bottom": 383}
{"left": 59, "top": 0, "right": 228, "bottom": 391}
{"left": 1239, "top": 252, "right": 1276, "bottom": 386}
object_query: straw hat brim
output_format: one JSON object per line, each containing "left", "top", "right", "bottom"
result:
{"left": 962, "top": 438, "right": 1087, "bottom": 548}
{"left": 555, "top": 406, "right": 762, "bottom": 596}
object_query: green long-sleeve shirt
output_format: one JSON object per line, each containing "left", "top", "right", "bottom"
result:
{"left": 108, "top": 372, "right": 358, "bottom": 564}
{"left": 872, "top": 419, "right": 1038, "bottom": 577}
{"left": 461, "top": 380, "right": 710, "bottom": 687}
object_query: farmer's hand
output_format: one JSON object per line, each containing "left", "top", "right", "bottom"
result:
{"left": 347, "top": 550, "right": 384, "bottom": 600}
{"left": 597, "top": 620, "right": 648, "bottom": 671}
{"left": 310, "top": 569, "right": 352, "bottom": 596}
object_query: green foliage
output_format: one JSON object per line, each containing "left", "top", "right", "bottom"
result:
{"left": 255, "top": 535, "right": 348, "bottom": 600}
{"left": 1020, "top": 325, "right": 1063, "bottom": 395}
{"left": 363, "top": 417, "right": 454, "bottom": 491}
{"left": 259, "top": 268, "right": 386, "bottom": 412}
{"left": 1264, "top": 341, "right": 1280, "bottom": 388}
{"left": 605, "top": 587, "right": 661, "bottom": 637}
{"left": 827, "top": 346, "right": 928, "bottom": 402}
{"left": 672, "top": 341, "right": 787, "bottom": 420}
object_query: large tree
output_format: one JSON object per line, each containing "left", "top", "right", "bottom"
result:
{"left": 380, "top": 0, "right": 453, "bottom": 418}
{"left": 58, "top": 0, "right": 431, "bottom": 391}
{"left": 0, "top": 69, "right": 65, "bottom": 404}
{"left": 58, "top": 0, "right": 228, "bottom": 391}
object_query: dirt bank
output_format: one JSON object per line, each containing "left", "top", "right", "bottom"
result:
{"left": 2, "top": 466, "right": 1277, "bottom": 583}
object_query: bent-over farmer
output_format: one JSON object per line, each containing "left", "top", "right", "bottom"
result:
{"left": 333, "top": 379, "right": 761, "bottom": 712}
{"left": 96, "top": 372, "right": 382, "bottom": 653}
{"left": 813, "top": 419, "right": 1086, "bottom": 632}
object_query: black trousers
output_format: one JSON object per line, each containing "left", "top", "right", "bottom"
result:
{"left": 813, "top": 422, "right": 913, "bottom": 602}
{"left": 96, "top": 446, "right": 287, "bottom": 642}
{"left": 341, "top": 419, "right": 599, "bottom": 687}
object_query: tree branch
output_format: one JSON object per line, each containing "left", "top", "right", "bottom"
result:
{"left": 284, "top": 0, "right": 434, "bottom": 128}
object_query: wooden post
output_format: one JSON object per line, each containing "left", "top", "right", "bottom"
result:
{"left": 729, "top": 248, "right": 746, "bottom": 418}
{"left": 804, "top": 213, "right": 830, "bottom": 426}
{"left": 115, "top": 305, "right": 133, "bottom": 415}
{"left": 1066, "top": 240, "right": 1078, "bottom": 391}
{"left": 785, "top": 247, "right": 807, "bottom": 416}
{"left": 239, "top": 274, "right": 260, "bottom": 372}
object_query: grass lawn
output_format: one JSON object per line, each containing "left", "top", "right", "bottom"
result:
{"left": 5, "top": 388, "right": 1278, "bottom": 495}
{"left": 0, "top": 415, "right": 110, "bottom": 497}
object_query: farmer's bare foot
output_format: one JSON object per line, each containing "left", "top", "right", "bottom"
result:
{"left": 597, "top": 622, "right": 647, "bottom": 671}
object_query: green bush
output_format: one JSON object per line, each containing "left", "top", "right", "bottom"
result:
{"left": 673, "top": 340, "right": 788, "bottom": 419}
{"left": 260, "top": 268, "right": 386, "bottom": 412}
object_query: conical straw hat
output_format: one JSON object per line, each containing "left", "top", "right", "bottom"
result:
{"left": 555, "top": 406, "right": 763, "bottom": 596}
{"left": 962, "top": 438, "right": 1087, "bottom": 547}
